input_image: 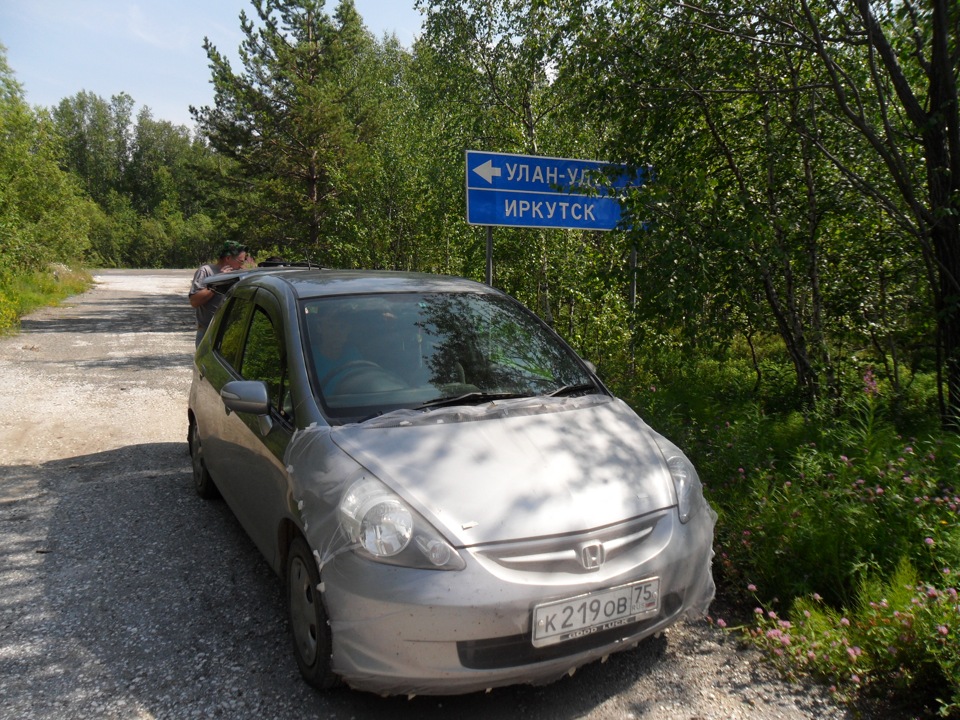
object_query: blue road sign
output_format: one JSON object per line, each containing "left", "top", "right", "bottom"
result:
{"left": 466, "top": 150, "right": 647, "bottom": 231}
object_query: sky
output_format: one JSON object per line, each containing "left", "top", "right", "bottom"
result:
{"left": 0, "top": 0, "right": 425, "bottom": 128}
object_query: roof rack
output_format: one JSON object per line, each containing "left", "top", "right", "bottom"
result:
{"left": 257, "top": 260, "right": 320, "bottom": 268}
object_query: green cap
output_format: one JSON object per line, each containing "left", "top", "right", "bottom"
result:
{"left": 219, "top": 240, "right": 247, "bottom": 258}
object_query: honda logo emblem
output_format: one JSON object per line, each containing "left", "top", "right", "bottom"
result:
{"left": 579, "top": 541, "right": 605, "bottom": 570}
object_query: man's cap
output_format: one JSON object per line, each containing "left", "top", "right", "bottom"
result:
{"left": 219, "top": 240, "right": 247, "bottom": 258}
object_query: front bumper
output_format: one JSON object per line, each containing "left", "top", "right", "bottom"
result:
{"left": 319, "top": 507, "right": 716, "bottom": 696}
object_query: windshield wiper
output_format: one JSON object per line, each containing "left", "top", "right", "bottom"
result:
{"left": 415, "top": 391, "right": 528, "bottom": 410}
{"left": 546, "top": 383, "right": 597, "bottom": 398}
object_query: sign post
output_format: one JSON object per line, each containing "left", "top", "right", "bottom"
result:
{"left": 466, "top": 151, "right": 648, "bottom": 284}
{"left": 466, "top": 150, "right": 646, "bottom": 232}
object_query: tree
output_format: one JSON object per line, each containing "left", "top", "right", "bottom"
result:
{"left": 191, "top": 0, "right": 372, "bottom": 263}
{"left": 795, "top": 0, "right": 960, "bottom": 421}
{"left": 50, "top": 90, "right": 220, "bottom": 267}
{"left": 558, "top": 0, "right": 958, "bottom": 418}
{"left": 52, "top": 92, "right": 133, "bottom": 206}
{"left": 127, "top": 108, "right": 202, "bottom": 216}
{"left": 0, "top": 46, "right": 92, "bottom": 275}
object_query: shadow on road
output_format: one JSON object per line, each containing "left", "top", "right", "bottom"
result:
{"left": 20, "top": 293, "right": 195, "bottom": 337}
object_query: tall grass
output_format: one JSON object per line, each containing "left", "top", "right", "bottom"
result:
{"left": 0, "top": 265, "right": 92, "bottom": 334}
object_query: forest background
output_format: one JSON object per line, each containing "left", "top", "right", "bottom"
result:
{"left": 1, "top": 0, "right": 958, "bottom": 715}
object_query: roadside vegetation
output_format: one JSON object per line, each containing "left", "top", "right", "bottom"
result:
{"left": 1, "top": 0, "right": 957, "bottom": 714}
{"left": 619, "top": 354, "right": 960, "bottom": 716}
{"left": 0, "top": 267, "right": 92, "bottom": 335}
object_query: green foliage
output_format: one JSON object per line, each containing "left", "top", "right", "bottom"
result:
{"left": 0, "top": 266, "right": 92, "bottom": 334}
{"left": 616, "top": 325, "right": 957, "bottom": 710}
{"left": 701, "top": 380, "right": 957, "bottom": 594}
{"left": 52, "top": 92, "right": 133, "bottom": 206}
{"left": 0, "top": 286, "right": 18, "bottom": 332}
{"left": 671, "top": 361, "right": 960, "bottom": 714}
{"left": 50, "top": 92, "right": 222, "bottom": 268}
{"left": 568, "top": 0, "right": 959, "bottom": 419}
{"left": 0, "top": 48, "right": 94, "bottom": 276}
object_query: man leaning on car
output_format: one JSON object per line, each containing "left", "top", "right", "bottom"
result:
{"left": 188, "top": 240, "right": 247, "bottom": 347}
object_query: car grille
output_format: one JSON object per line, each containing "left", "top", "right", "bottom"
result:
{"left": 456, "top": 591, "right": 684, "bottom": 669}
{"left": 472, "top": 510, "right": 669, "bottom": 576}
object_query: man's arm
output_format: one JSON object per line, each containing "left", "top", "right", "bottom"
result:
{"left": 189, "top": 287, "right": 215, "bottom": 308}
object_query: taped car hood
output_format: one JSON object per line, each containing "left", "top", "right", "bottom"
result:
{"left": 328, "top": 396, "right": 675, "bottom": 546}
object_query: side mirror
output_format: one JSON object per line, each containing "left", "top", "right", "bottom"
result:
{"left": 221, "top": 380, "right": 271, "bottom": 416}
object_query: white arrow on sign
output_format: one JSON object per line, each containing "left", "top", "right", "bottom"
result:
{"left": 472, "top": 159, "right": 502, "bottom": 184}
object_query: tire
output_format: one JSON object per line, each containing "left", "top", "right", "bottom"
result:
{"left": 188, "top": 421, "right": 219, "bottom": 499}
{"left": 287, "top": 536, "right": 338, "bottom": 690}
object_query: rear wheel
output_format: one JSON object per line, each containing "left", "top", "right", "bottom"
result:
{"left": 287, "top": 537, "right": 338, "bottom": 689}
{"left": 188, "top": 421, "right": 219, "bottom": 499}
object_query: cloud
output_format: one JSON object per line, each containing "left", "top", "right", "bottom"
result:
{"left": 126, "top": 3, "right": 196, "bottom": 53}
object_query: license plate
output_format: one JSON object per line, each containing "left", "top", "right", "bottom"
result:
{"left": 532, "top": 577, "right": 660, "bottom": 647}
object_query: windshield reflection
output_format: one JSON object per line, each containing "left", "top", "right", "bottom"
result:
{"left": 301, "top": 292, "right": 595, "bottom": 421}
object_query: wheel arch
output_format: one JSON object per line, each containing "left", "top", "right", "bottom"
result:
{"left": 278, "top": 518, "right": 303, "bottom": 580}
{"left": 187, "top": 408, "right": 197, "bottom": 448}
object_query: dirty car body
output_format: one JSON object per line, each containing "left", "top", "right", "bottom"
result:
{"left": 187, "top": 268, "right": 716, "bottom": 696}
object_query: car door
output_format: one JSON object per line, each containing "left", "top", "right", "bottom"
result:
{"left": 194, "top": 287, "right": 255, "bottom": 483}
{"left": 208, "top": 287, "right": 295, "bottom": 568}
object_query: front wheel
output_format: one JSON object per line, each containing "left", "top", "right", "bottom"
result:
{"left": 287, "top": 537, "right": 338, "bottom": 689}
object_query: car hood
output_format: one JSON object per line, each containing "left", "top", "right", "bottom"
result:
{"left": 329, "top": 396, "right": 676, "bottom": 546}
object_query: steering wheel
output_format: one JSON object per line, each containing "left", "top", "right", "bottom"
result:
{"left": 319, "top": 360, "right": 383, "bottom": 389}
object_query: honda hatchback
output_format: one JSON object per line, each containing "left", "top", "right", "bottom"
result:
{"left": 187, "top": 268, "right": 716, "bottom": 696}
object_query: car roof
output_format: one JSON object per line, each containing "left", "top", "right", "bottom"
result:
{"left": 204, "top": 267, "right": 497, "bottom": 299}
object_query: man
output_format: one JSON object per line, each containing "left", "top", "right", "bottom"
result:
{"left": 189, "top": 240, "right": 247, "bottom": 347}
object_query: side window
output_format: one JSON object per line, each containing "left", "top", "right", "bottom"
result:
{"left": 215, "top": 296, "right": 253, "bottom": 371}
{"left": 241, "top": 307, "right": 290, "bottom": 420}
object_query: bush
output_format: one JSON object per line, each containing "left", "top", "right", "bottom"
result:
{"left": 693, "top": 370, "right": 960, "bottom": 715}
{"left": 747, "top": 560, "right": 959, "bottom": 716}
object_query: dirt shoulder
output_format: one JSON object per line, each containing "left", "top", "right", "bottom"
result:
{"left": 0, "top": 270, "right": 874, "bottom": 719}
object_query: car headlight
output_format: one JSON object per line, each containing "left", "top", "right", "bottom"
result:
{"left": 668, "top": 455, "right": 702, "bottom": 523}
{"left": 339, "top": 476, "right": 465, "bottom": 570}
{"left": 655, "top": 439, "right": 705, "bottom": 524}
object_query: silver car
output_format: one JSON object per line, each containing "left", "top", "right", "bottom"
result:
{"left": 187, "top": 268, "right": 716, "bottom": 696}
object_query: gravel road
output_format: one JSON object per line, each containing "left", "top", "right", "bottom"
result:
{"left": 0, "top": 269, "right": 880, "bottom": 719}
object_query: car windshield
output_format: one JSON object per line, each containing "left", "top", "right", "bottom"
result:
{"left": 301, "top": 291, "right": 596, "bottom": 421}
